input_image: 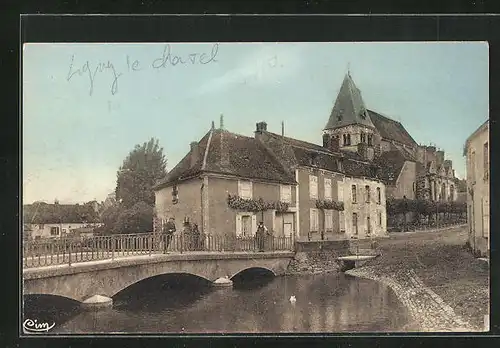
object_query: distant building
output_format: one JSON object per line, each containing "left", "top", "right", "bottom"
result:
{"left": 322, "top": 72, "right": 459, "bottom": 203}
{"left": 464, "top": 120, "right": 489, "bottom": 256}
{"left": 23, "top": 202, "right": 103, "bottom": 240}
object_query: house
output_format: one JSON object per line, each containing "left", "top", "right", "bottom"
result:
{"left": 464, "top": 120, "right": 489, "bottom": 257}
{"left": 255, "top": 122, "right": 387, "bottom": 241}
{"left": 153, "top": 119, "right": 298, "bottom": 239}
{"left": 322, "top": 72, "right": 459, "bottom": 203}
{"left": 154, "top": 117, "right": 387, "bottom": 241}
{"left": 23, "top": 201, "right": 103, "bottom": 240}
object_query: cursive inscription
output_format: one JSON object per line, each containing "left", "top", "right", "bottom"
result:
{"left": 23, "top": 318, "right": 55, "bottom": 333}
{"left": 152, "top": 43, "right": 219, "bottom": 69}
{"left": 66, "top": 44, "right": 220, "bottom": 96}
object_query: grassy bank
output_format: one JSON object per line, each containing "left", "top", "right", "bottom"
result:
{"left": 364, "top": 226, "right": 489, "bottom": 330}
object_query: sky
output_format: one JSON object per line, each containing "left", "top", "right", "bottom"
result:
{"left": 23, "top": 42, "right": 488, "bottom": 204}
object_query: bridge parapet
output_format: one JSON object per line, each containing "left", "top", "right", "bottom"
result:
{"left": 23, "top": 233, "right": 294, "bottom": 269}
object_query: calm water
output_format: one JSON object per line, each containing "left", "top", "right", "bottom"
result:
{"left": 24, "top": 271, "right": 412, "bottom": 334}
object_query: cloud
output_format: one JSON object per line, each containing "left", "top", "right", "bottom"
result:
{"left": 193, "top": 44, "right": 305, "bottom": 96}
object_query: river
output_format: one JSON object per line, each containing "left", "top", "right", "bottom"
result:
{"left": 23, "top": 271, "right": 413, "bottom": 334}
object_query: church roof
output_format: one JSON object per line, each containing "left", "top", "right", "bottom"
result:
{"left": 367, "top": 109, "right": 418, "bottom": 148}
{"left": 324, "top": 73, "right": 375, "bottom": 130}
{"left": 154, "top": 128, "right": 297, "bottom": 189}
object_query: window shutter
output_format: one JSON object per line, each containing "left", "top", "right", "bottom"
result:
{"left": 324, "top": 178, "right": 332, "bottom": 200}
{"left": 251, "top": 215, "right": 257, "bottom": 236}
{"left": 236, "top": 215, "right": 242, "bottom": 237}
{"left": 309, "top": 176, "right": 318, "bottom": 199}
{"left": 339, "top": 211, "right": 345, "bottom": 232}
{"left": 325, "top": 210, "right": 333, "bottom": 230}
{"left": 337, "top": 181, "right": 344, "bottom": 201}
{"left": 482, "top": 198, "right": 489, "bottom": 238}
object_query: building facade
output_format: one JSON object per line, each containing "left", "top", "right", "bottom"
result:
{"left": 155, "top": 119, "right": 387, "bottom": 241}
{"left": 464, "top": 120, "right": 489, "bottom": 256}
{"left": 154, "top": 121, "right": 298, "bottom": 238}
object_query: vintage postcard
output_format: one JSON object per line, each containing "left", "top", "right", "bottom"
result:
{"left": 22, "top": 41, "right": 489, "bottom": 334}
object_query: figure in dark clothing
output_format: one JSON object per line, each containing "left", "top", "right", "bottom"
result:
{"left": 256, "top": 221, "right": 268, "bottom": 252}
{"left": 163, "top": 217, "right": 176, "bottom": 253}
{"left": 183, "top": 220, "right": 192, "bottom": 250}
{"left": 192, "top": 223, "right": 201, "bottom": 251}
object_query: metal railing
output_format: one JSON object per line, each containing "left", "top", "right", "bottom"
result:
{"left": 23, "top": 233, "right": 294, "bottom": 269}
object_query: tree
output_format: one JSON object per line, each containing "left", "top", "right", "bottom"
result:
{"left": 101, "top": 138, "right": 167, "bottom": 235}
{"left": 116, "top": 138, "right": 167, "bottom": 208}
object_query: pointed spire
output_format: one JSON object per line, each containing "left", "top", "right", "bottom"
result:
{"left": 281, "top": 121, "right": 284, "bottom": 137}
{"left": 324, "top": 71, "right": 374, "bottom": 131}
{"left": 220, "top": 114, "right": 224, "bottom": 130}
{"left": 211, "top": 120, "right": 215, "bottom": 130}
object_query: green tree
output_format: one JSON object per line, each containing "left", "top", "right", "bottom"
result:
{"left": 101, "top": 138, "right": 167, "bottom": 235}
{"left": 116, "top": 138, "right": 167, "bottom": 208}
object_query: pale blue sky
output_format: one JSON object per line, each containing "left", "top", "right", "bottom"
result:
{"left": 23, "top": 42, "right": 488, "bottom": 204}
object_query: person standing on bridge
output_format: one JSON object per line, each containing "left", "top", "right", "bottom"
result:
{"left": 164, "top": 217, "right": 176, "bottom": 253}
{"left": 256, "top": 221, "right": 268, "bottom": 252}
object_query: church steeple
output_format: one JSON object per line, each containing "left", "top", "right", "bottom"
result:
{"left": 324, "top": 72, "right": 374, "bottom": 131}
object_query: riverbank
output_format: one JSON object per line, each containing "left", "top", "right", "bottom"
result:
{"left": 345, "top": 225, "right": 489, "bottom": 332}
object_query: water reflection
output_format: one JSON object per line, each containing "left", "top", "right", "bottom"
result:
{"left": 25, "top": 273, "right": 412, "bottom": 334}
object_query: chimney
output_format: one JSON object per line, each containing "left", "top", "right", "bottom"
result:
{"left": 256, "top": 121, "right": 267, "bottom": 133}
{"left": 211, "top": 121, "right": 215, "bottom": 130}
{"left": 190, "top": 141, "right": 199, "bottom": 167}
{"left": 219, "top": 114, "right": 224, "bottom": 130}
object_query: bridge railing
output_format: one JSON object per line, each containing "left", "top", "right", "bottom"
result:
{"left": 23, "top": 233, "right": 293, "bottom": 268}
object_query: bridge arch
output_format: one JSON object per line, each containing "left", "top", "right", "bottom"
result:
{"left": 23, "top": 253, "right": 293, "bottom": 303}
{"left": 230, "top": 266, "right": 277, "bottom": 279}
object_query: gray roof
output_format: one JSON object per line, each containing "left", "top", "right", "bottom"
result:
{"left": 324, "top": 73, "right": 375, "bottom": 130}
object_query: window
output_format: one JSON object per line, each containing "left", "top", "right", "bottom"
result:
{"left": 238, "top": 180, "right": 253, "bottom": 199}
{"left": 324, "top": 178, "right": 332, "bottom": 200}
{"left": 450, "top": 185, "right": 455, "bottom": 201}
{"left": 470, "top": 151, "right": 476, "bottom": 183}
{"left": 172, "top": 185, "right": 179, "bottom": 204}
{"left": 325, "top": 210, "right": 333, "bottom": 231}
{"left": 377, "top": 187, "right": 381, "bottom": 204}
{"left": 351, "top": 185, "right": 357, "bottom": 203}
{"left": 378, "top": 212, "right": 382, "bottom": 226}
{"left": 367, "top": 216, "right": 371, "bottom": 235}
{"left": 309, "top": 175, "right": 318, "bottom": 199}
{"left": 365, "top": 185, "right": 371, "bottom": 203}
{"left": 280, "top": 185, "right": 292, "bottom": 203}
{"left": 361, "top": 133, "right": 366, "bottom": 143}
{"left": 367, "top": 134, "right": 373, "bottom": 146}
{"left": 346, "top": 134, "right": 351, "bottom": 145}
{"left": 412, "top": 182, "right": 416, "bottom": 193}
{"left": 484, "top": 142, "right": 489, "bottom": 180}
{"left": 352, "top": 213, "right": 358, "bottom": 235}
{"left": 310, "top": 209, "right": 319, "bottom": 232}
{"left": 343, "top": 134, "right": 347, "bottom": 145}
{"left": 236, "top": 213, "right": 256, "bottom": 237}
{"left": 50, "top": 227, "right": 59, "bottom": 236}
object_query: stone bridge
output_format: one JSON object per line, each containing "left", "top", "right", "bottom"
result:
{"left": 23, "top": 251, "right": 294, "bottom": 305}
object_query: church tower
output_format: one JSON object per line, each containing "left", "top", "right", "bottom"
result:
{"left": 322, "top": 71, "right": 377, "bottom": 161}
